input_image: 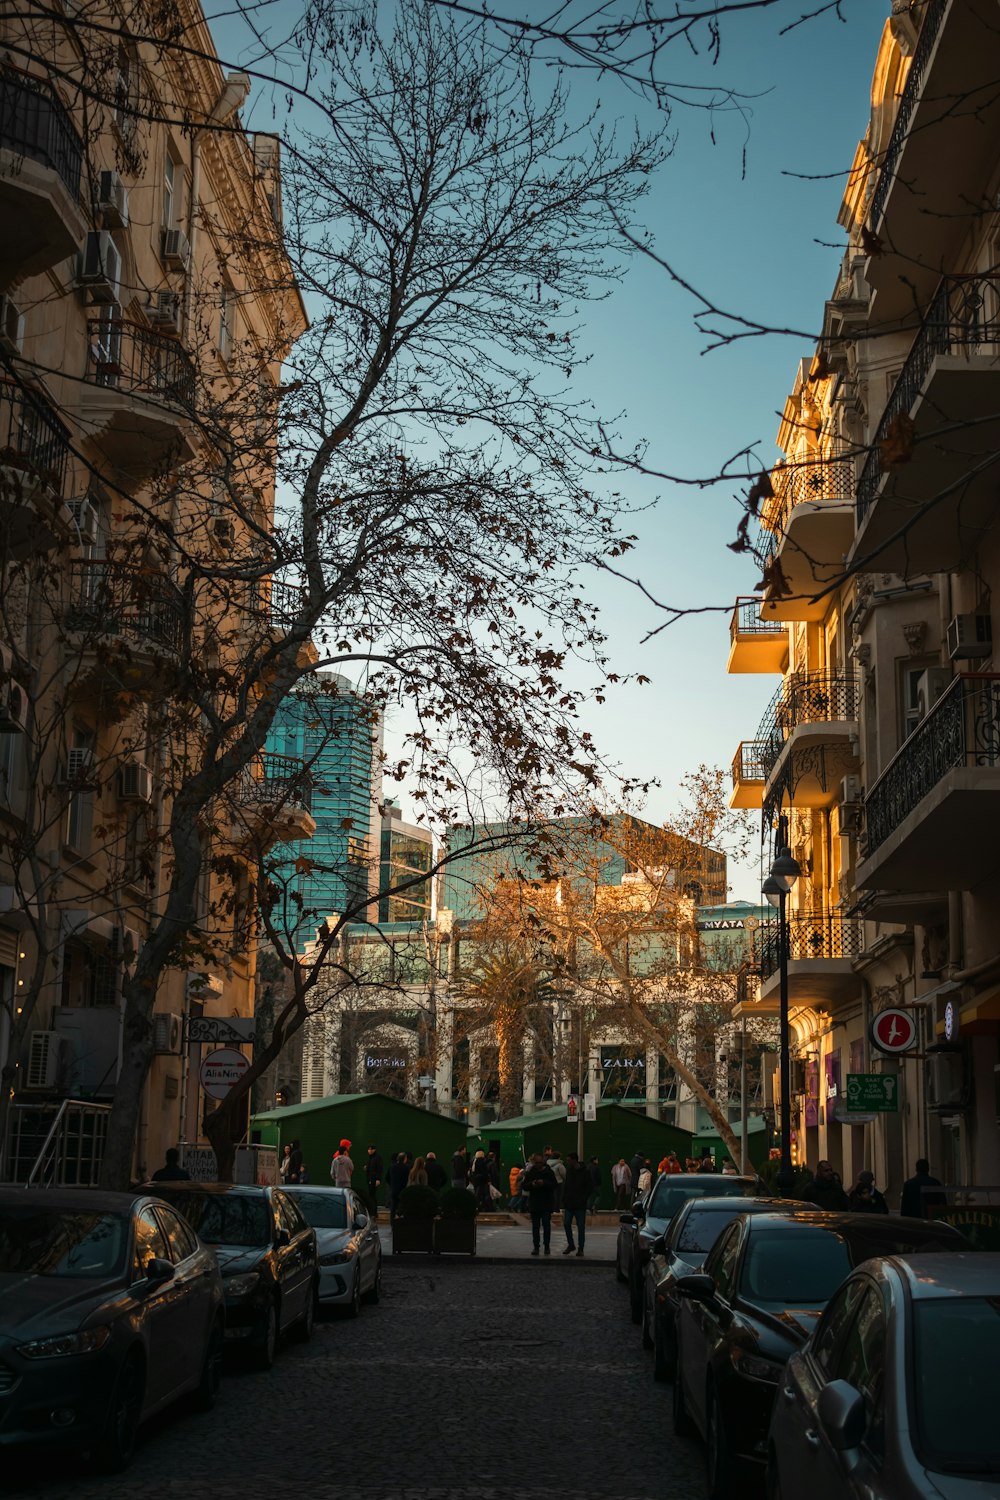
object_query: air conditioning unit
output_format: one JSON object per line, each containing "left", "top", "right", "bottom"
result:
{"left": 916, "top": 667, "right": 953, "bottom": 721}
{"left": 840, "top": 774, "right": 862, "bottom": 804}
{"left": 926, "top": 1047, "right": 966, "bottom": 1112}
{"left": 62, "top": 747, "right": 97, "bottom": 785}
{"left": 160, "top": 227, "right": 191, "bottom": 269}
{"left": 0, "top": 678, "right": 29, "bottom": 733}
{"left": 947, "top": 613, "right": 992, "bottom": 660}
{"left": 0, "top": 294, "right": 24, "bottom": 355}
{"left": 838, "top": 800, "right": 863, "bottom": 839}
{"left": 153, "top": 1012, "right": 182, "bottom": 1055}
{"left": 146, "top": 290, "right": 181, "bottom": 332}
{"left": 118, "top": 760, "right": 152, "bottom": 802}
{"left": 65, "top": 497, "right": 100, "bottom": 543}
{"left": 25, "top": 1031, "right": 70, "bottom": 1090}
{"left": 95, "top": 169, "right": 129, "bottom": 229}
{"left": 213, "top": 516, "right": 235, "bottom": 544}
{"left": 77, "top": 231, "right": 121, "bottom": 304}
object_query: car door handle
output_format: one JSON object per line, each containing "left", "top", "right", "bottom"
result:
{"left": 782, "top": 1386, "right": 796, "bottom": 1402}
{"left": 804, "top": 1429, "right": 821, "bottom": 1449}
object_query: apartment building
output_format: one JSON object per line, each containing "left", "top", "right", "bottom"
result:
{"left": 729, "top": 0, "right": 1000, "bottom": 1204}
{"left": 0, "top": 0, "right": 308, "bottom": 1180}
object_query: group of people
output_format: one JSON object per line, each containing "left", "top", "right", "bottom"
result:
{"left": 801, "top": 1157, "right": 947, "bottom": 1217}
{"left": 610, "top": 1147, "right": 726, "bottom": 1209}
{"left": 278, "top": 1139, "right": 309, "bottom": 1184}
{"left": 517, "top": 1150, "right": 594, "bottom": 1256}
{"left": 507, "top": 1147, "right": 602, "bottom": 1215}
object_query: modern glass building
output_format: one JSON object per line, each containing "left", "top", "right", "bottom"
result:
{"left": 378, "top": 800, "right": 434, "bottom": 924}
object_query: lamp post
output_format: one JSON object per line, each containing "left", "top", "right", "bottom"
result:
{"left": 763, "top": 843, "right": 801, "bottom": 1198}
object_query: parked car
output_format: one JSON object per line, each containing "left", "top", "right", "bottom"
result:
{"left": 672, "top": 1211, "right": 967, "bottom": 1500}
{"left": 767, "top": 1252, "right": 1000, "bottom": 1500}
{"left": 0, "top": 1186, "right": 224, "bottom": 1471}
{"left": 281, "top": 1185, "right": 381, "bottom": 1314}
{"left": 641, "top": 1196, "right": 806, "bottom": 1380}
{"left": 616, "top": 1172, "right": 761, "bottom": 1323}
{"left": 151, "top": 1183, "right": 316, "bottom": 1368}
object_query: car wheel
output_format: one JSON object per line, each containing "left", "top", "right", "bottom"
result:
{"left": 672, "top": 1357, "right": 694, "bottom": 1439}
{"left": 363, "top": 1255, "right": 382, "bottom": 1304}
{"left": 93, "top": 1351, "right": 144, "bottom": 1472}
{"left": 641, "top": 1298, "right": 654, "bottom": 1350}
{"left": 189, "top": 1318, "right": 224, "bottom": 1411}
{"left": 292, "top": 1281, "right": 317, "bottom": 1342}
{"left": 706, "top": 1381, "right": 736, "bottom": 1500}
{"left": 253, "top": 1299, "right": 279, "bottom": 1370}
{"left": 653, "top": 1315, "right": 676, "bottom": 1383}
{"left": 629, "top": 1268, "right": 643, "bottom": 1325}
{"left": 345, "top": 1267, "right": 361, "bottom": 1318}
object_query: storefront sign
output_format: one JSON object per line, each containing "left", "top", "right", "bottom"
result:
{"left": 870, "top": 1008, "right": 917, "bottom": 1055}
{"left": 199, "top": 1047, "right": 250, "bottom": 1099}
{"left": 804, "top": 1058, "right": 820, "bottom": 1128}
{"left": 845, "top": 1073, "right": 899, "bottom": 1113}
{"left": 931, "top": 1205, "right": 1000, "bottom": 1251}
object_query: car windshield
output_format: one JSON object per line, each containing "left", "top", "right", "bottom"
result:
{"left": 289, "top": 1192, "right": 348, "bottom": 1230}
{"left": 913, "top": 1298, "right": 1000, "bottom": 1476}
{"left": 676, "top": 1207, "right": 748, "bottom": 1255}
{"left": 161, "top": 1192, "right": 270, "bottom": 1247}
{"left": 742, "top": 1230, "right": 852, "bottom": 1305}
{"left": 0, "top": 1207, "right": 127, "bottom": 1278}
{"left": 648, "top": 1177, "right": 754, "bottom": 1222}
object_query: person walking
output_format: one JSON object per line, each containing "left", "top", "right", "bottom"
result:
{"left": 471, "top": 1148, "right": 491, "bottom": 1210}
{"left": 365, "top": 1144, "right": 383, "bottom": 1211}
{"left": 587, "top": 1156, "right": 602, "bottom": 1214}
{"left": 389, "top": 1149, "right": 411, "bottom": 1218}
{"left": 521, "top": 1152, "right": 557, "bottom": 1255}
{"left": 547, "top": 1148, "right": 567, "bottom": 1212}
{"left": 509, "top": 1161, "right": 523, "bottom": 1208}
{"left": 408, "top": 1154, "right": 429, "bottom": 1187}
{"left": 637, "top": 1159, "right": 653, "bottom": 1196}
{"left": 611, "top": 1157, "right": 632, "bottom": 1210}
{"left": 901, "top": 1158, "right": 947, "bottom": 1219}
{"left": 451, "top": 1143, "right": 469, "bottom": 1188}
{"left": 802, "top": 1159, "right": 849, "bottom": 1210}
{"left": 628, "top": 1149, "right": 644, "bottom": 1200}
{"left": 562, "top": 1152, "right": 590, "bottom": 1256}
{"left": 330, "top": 1139, "right": 354, "bottom": 1188}
{"left": 665, "top": 1152, "right": 682, "bottom": 1174}
{"left": 848, "top": 1170, "right": 889, "bottom": 1213}
{"left": 425, "top": 1151, "right": 448, "bottom": 1192}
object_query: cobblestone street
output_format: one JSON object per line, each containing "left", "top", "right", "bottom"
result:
{"left": 5, "top": 1259, "right": 707, "bottom": 1500}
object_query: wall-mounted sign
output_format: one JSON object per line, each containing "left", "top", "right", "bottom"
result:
{"left": 364, "top": 1051, "right": 407, "bottom": 1070}
{"left": 870, "top": 1008, "right": 918, "bottom": 1055}
{"left": 846, "top": 1073, "right": 899, "bottom": 1113}
{"left": 199, "top": 1047, "right": 250, "bottom": 1099}
{"left": 943, "top": 1000, "right": 958, "bottom": 1043}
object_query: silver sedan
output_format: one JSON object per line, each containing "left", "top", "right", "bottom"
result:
{"left": 280, "top": 1187, "right": 381, "bottom": 1316}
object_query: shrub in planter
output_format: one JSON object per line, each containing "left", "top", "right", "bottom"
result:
{"left": 396, "top": 1184, "right": 440, "bottom": 1218}
{"left": 437, "top": 1187, "right": 478, "bottom": 1221}
{"left": 434, "top": 1187, "right": 477, "bottom": 1256}
{"left": 391, "top": 1184, "right": 438, "bottom": 1254}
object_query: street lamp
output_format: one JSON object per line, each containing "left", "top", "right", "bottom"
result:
{"left": 763, "top": 843, "right": 801, "bottom": 1198}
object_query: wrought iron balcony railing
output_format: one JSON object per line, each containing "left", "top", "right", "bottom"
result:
{"left": 766, "top": 453, "right": 854, "bottom": 538}
{"left": 730, "top": 597, "right": 784, "bottom": 641}
{"left": 757, "top": 913, "right": 865, "bottom": 982}
{"left": 867, "top": 0, "right": 945, "bottom": 234}
{"left": 863, "top": 673, "right": 1000, "bottom": 855}
{"left": 732, "top": 740, "right": 770, "bottom": 789}
{"left": 236, "top": 752, "right": 313, "bottom": 815}
{"left": 0, "top": 67, "right": 83, "bottom": 199}
{"left": 0, "top": 377, "right": 70, "bottom": 496}
{"left": 66, "top": 560, "right": 185, "bottom": 656}
{"left": 857, "top": 273, "right": 1000, "bottom": 527}
{"left": 756, "top": 672, "right": 860, "bottom": 777}
{"left": 85, "top": 317, "right": 196, "bottom": 408}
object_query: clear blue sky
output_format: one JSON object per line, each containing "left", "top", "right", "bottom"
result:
{"left": 209, "top": 0, "right": 887, "bottom": 901}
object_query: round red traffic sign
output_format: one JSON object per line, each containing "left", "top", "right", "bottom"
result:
{"left": 199, "top": 1046, "right": 250, "bottom": 1099}
{"left": 869, "top": 1008, "right": 917, "bottom": 1055}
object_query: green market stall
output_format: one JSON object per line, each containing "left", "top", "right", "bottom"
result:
{"left": 692, "top": 1115, "right": 770, "bottom": 1171}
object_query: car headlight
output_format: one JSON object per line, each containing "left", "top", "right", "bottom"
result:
{"left": 730, "top": 1348, "right": 784, "bottom": 1383}
{"left": 18, "top": 1326, "right": 112, "bottom": 1360}
{"left": 318, "top": 1252, "right": 351, "bottom": 1266}
{"left": 224, "top": 1272, "right": 265, "bottom": 1298}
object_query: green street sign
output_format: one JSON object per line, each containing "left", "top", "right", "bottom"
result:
{"left": 845, "top": 1073, "right": 898, "bottom": 1113}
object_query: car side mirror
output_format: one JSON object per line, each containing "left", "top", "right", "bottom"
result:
{"left": 650, "top": 1235, "right": 667, "bottom": 1255}
{"left": 818, "top": 1380, "right": 866, "bottom": 1452}
{"left": 676, "top": 1272, "right": 715, "bottom": 1304}
{"left": 620, "top": 1213, "right": 637, "bottom": 1225}
{"left": 354, "top": 1213, "right": 368, "bottom": 1229}
{"left": 275, "top": 1227, "right": 292, "bottom": 1248}
{"left": 145, "top": 1256, "right": 174, "bottom": 1285}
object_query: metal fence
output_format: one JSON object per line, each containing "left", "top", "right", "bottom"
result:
{"left": 757, "top": 913, "right": 865, "bottom": 981}
{"left": 756, "top": 672, "right": 860, "bottom": 778}
{"left": 0, "top": 376, "right": 70, "bottom": 496}
{"left": 235, "top": 752, "right": 313, "bottom": 814}
{"left": 730, "top": 597, "right": 784, "bottom": 641}
{"left": 67, "top": 559, "right": 186, "bottom": 656}
{"left": 0, "top": 66, "right": 83, "bottom": 198}
{"left": 86, "top": 316, "right": 196, "bottom": 408}
{"left": 867, "top": 0, "right": 946, "bottom": 233}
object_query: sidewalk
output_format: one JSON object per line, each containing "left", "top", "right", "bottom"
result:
{"left": 378, "top": 1215, "right": 617, "bottom": 1264}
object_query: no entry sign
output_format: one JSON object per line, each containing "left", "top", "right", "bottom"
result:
{"left": 869, "top": 1008, "right": 917, "bottom": 1055}
{"left": 199, "top": 1046, "right": 250, "bottom": 1099}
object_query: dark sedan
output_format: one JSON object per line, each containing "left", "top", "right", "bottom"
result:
{"left": 672, "top": 1211, "right": 967, "bottom": 1500}
{"left": 616, "top": 1173, "right": 761, "bottom": 1323}
{"left": 151, "top": 1183, "right": 317, "bottom": 1368}
{"left": 768, "top": 1252, "right": 1000, "bottom": 1500}
{"left": 641, "top": 1196, "right": 806, "bottom": 1380}
{"left": 0, "top": 1186, "right": 224, "bottom": 1471}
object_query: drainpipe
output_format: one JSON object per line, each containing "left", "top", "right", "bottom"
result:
{"left": 858, "top": 972, "right": 872, "bottom": 1173}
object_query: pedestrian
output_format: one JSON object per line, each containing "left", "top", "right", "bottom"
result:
{"left": 628, "top": 1149, "right": 644, "bottom": 1199}
{"left": 288, "top": 1139, "right": 303, "bottom": 1184}
{"left": 801, "top": 1159, "right": 849, "bottom": 1210}
{"left": 900, "top": 1158, "right": 947, "bottom": 1219}
{"left": 666, "top": 1152, "right": 682, "bottom": 1174}
{"left": 408, "top": 1154, "right": 429, "bottom": 1187}
{"left": 425, "top": 1151, "right": 448, "bottom": 1192}
{"left": 389, "top": 1149, "right": 411, "bottom": 1218}
{"left": 587, "top": 1155, "right": 601, "bottom": 1213}
{"left": 509, "top": 1161, "right": 523, "bottom": 1208}
{"left": 521, "top": 1151, "right": 557, "bottom": 1255}
{"left": 848, "top": 1170, "right": 889, "bottom": 1214}
{"left": 365, "top": 1143, "right": 383, "bottom": 1211}
{"left": 330, "top": 1139, "right": 354, "bottom": 1188}
{"left": 451, "top": 1143, "right": 469, "bottom": 1188}
{"left": 657, "top": 1154, "right": 671, "bottom": 1176}
{"left": 562, "top": 1151, "right": 590, "bottom": 1256}
{"left": 697, "top": 1150, "right": 716, "bottom": 1174}
{"left": 611, "top": 1157, "right": 632, "bottom": 1210}
{"left": 279, "top": 1143, "right": 292, "bottom": 1183}
{"left": 721, "top": 1159, "right": 738, "bottom": 1176}
{"left": 487, "top": 1150, "right": 501, "bottom": 1204}
{"left": 471, "top": 1148, "right": 491, "bottom": 1210}
{"left": 298, "top": 1160, "right": 310, "bottom": 1184}
{"left": 152, "top": 1147, "right": 190, "bottom": 1182}
{"left": 637, "top": 1159, "right": 653, "bottom": 1196}
{"left": 547, "top": 1148, "right": 566, "bottom": 1211}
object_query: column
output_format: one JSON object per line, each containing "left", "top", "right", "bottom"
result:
{"left": 645, "top": 1047, "right": 659, "bottom": 1119}
{"left": 521, "top": 1033, "right": 536, "bottom": 1114}
{"left": 435, "top": 1004, "right": 453, "bottom": 1113}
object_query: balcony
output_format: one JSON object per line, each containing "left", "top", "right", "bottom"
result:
{"left": 0, "top": 378, "right": 71, "bottom": 548}
{"left": 0, "top": 68, "right": 86, "bottom": 284}
{"left": 730, "top": 740, "right": 768, "bottom": 809}
{"left": 759, "top": 672, "right": 859, "bottom": 807}
{"left": 858, "top": 673, "right": 1000, "bottom": 892}
{"left": 231, "top": 752, "right": 316, "bottom": 846}
{"left": 867, "top": 1, "right": 1000, "bottom": 322}
{"left": 248, "top": 577, "right": 319, "bottom": 668}
{"left": 727, "top": 597, "right": 787, "bottom": 674}
{"left": 851, "top": 275, "right": 1000, "bottom": 576}
{"left": 758, "top": 913, "right": 864, "bottom": 1007}
{"left": 64, "top": 560, "right": 185, "bottom": 691}
{"left": 80, "top": 318, "right": 198, "bottom": 478}
{"left": 759, "top": 454, "right": 855, "bottom": 623}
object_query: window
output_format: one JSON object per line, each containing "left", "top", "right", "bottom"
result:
{"left": 218, "top": 285, "right": 234, "bottom": 362}
{"left": 812, "top": 1276, "right": 866, "bottom": 1376}
{"left": 274, "top": 1192, "right": 306, "bottom": 1236}
{"left": 707, "top": 1222, "right": 741, "bottom": 1300}
{"left": 833, "top": 1285, "right": 887, "bottom": 1459}
{"left": 66, "top": 729, "right": 96, "bottom": 853}
{"left": 133, "top": 1206, "right": 169, "bottom": 1280}
{"left": 163, "top": 152, "right": 176, "bottom": 228}
{"left": 901, "top": 660, "right": 935, "bottom": 742}
{"left": 155, "top": 1205, "right": 198, "bottom": 1263}
{"left": 113, "top": 42, "right": 138, "bottom": 142}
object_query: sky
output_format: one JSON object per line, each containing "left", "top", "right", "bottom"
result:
{"left": 207, "top": 0, "right": 888, "bottom": 902}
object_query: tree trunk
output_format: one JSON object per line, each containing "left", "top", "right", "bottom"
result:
{"left": 99, "top": 977, "right": 156, "bottom": 1188}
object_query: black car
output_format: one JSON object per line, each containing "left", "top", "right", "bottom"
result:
{"left": 0, "top": 1186, "right": 225, "bottom": 1471}
{"left": 152, "top": 1184, "right": 317, "bottom": 1368}
{"left": 616, "top": 1173, "right": 761, "bottom": 1323}
{"left": 641, "top": 1196, "right": 807, "bottom": 1380}
{"left": 672, "top": 1211, "right": 967, "bottom": 1500}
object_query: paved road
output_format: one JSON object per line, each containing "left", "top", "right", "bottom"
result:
{"left": 7, "top": 1258, "right": 709, "bottom": 1500}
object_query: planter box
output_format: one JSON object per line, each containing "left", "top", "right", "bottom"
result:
{"left": 433, "top": 1218, "right": 477, "bottom": 1256}
{"left": 391, "top": 1217, "right": 435, "bottom": 1255}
